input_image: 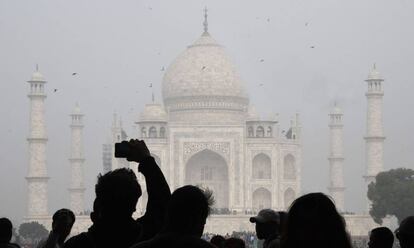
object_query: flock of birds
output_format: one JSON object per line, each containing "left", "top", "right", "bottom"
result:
{"left": 50, "top": 8, "right": 316, "bottom": 94}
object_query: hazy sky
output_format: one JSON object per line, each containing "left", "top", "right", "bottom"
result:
{"left": 1, "top": 0, "right": 414, "bottom": 224}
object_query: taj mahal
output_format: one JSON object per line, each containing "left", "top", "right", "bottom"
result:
{"left": 24, "top": 10, "right": 390, "bottom": 236}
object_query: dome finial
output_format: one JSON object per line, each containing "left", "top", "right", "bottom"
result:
{"left": 203, "top": 7, "right": 208, "bottom": 33}
{"left": 36, "top": 64, "right": 39, "bottom": 72}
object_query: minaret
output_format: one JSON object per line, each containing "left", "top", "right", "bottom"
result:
{"left": 26, "top": 67, "right": 49, "bottom": 217}
{"left": 111, "top": 113, "right": 128, "bottom": 170}
{"left": 328, "top": 104, "right": 345, "bottom": 212}
{"left": 69, "top": 103, "right": 85, "bottom": 214}
{"left": 364, "top": 64, "right": 385, "bottom": 210}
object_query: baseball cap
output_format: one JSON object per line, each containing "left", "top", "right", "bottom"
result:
{"left": 250, "top": 209, "right": 280, "bottom": 224}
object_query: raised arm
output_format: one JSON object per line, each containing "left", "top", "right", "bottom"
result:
{"left": 127, "top": 139, "right": 171, "bottom": 241}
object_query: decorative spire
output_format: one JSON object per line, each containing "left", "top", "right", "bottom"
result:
{"left": 36, "top": 64, "right": 39, "bottom": 71}
{"left": 149, "top": 83, "right": 154, "bottom": 103}
{"left": 203, "top": 7, "right": 208, "bottom": 33}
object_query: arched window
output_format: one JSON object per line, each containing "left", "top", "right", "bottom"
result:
{"left": 284, "top": 154, "right": 296, "bottom": 180}
{"left": 252, "top": 187, "right": 271, "bottom": 210}
{"left": 284, "top": 188, "right": 296, "bottom": 208}
{"left": 267, "top": 126, "right": 272, "bottom": 137}
{"left": 256, "top": 126, "right": 264, "bottom": 138}
{"left": 252, "top": 153, "right": 271, "bottom": 179}
{"left": 248, "top": 126, "right": 254, "bottom": 137}
{"left": 159, "top": 127, "right": 166, "bottom": 138}
{"left": 149, "top": 126, "right": 157, "bottom": 138}
{"left": 141, "top": 127, "right": 147, "bottom": 138}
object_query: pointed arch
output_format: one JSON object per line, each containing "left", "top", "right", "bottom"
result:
{"left": 159, "top": 127, "right": 166, "bottom": 138}
{"left": 252, "top": 153, "right": 271, "bottom": 179}
{"left": 284, "top": 154, "right": 296, "bottom": 180}
{"left": 252, "top": 187, "right": 271, "bottom": 210}
{"left": 148, "top": 126, "right": 157, "bottom": 138}
{"left": 256, "top": 126, "right": 264, "bottom": 137}
{"left": 284, "top": 188, "right": 296, "bottom": 208}
{"left": 185, "top": 149, "right": 229, "bottom": 208}
{"left": 248, "top": 126, "right": 254, "bottom": 137}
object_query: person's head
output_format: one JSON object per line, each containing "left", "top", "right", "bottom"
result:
{"left": 164, "top": 185, "right": 214, "bottom": 237}
{"left": 249, "top": 209, "right": 280, "bottom": 240}
{"left": 210, "top": 235, "right": 226, "bottom": 248}
{"left": 283, "top": 193, "right": 351, "bottom": 248}
{"left": 224, "top": 237, "right": 245, "bottom": 248}
{"left": 368, "top": 227, "right": 394, "bottom": 248}
{"left": 0, "top": 218, "right": 12, "bottom": 243}
{"left": 90, "top": 198, "right": 102, "bottom": 224}
{"left": 396, "top": 216, "right": 414, "bottom": 248}
{"left": 52, "top": 209, "right": 75, "bottom": 242}
{"left": 95, "top": 168, "right": 141, "bottom": 219}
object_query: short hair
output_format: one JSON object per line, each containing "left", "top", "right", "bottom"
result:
{"left": 370, "top": 227, "right": 394, "bottom": 247}
{"left": 52, "top": 209, "right": 75, "bottom": 225}
{"left": 165, "top": 185, "right": 214, "bottom": 231}
{"left": 0, "top": 218, "right": 12, "bottom": 243}
{"left": 224, "top": 237, "right": 246, "bottom": 248}
{"left": 95, "top": 168, "right": 141, "bottom": 217}
{"left": 210, "top": 235, "right": 226, "bottom": 248}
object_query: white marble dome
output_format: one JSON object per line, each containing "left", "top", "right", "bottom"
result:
{"left": 139, "top": 103, "right": 167, "bottom": 122}
{"left": 162, "top": 32, "right": 248, "bottom": 104}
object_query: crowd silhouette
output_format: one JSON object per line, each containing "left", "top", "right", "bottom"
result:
{"left": 1, "top": 139, "right": 414, "bottom": 248}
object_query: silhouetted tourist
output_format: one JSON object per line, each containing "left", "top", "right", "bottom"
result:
{"left": 277, "top": 211, "right": 287, "bottom": 237}
{"left": 64, "top": 139, "right": 171, "bottom": 248}
{"left": 131, "top": 185, "right": 215, "bottom": 248}
{"left": 224, "top": 237, "right": 245, "bottom": 248}
{"left": 210, "top": 235, "right": 226, "bottom": 248}
{"left": 395, "top": 216, "right": 414, "bottom": 248}
{"left": 368, "top": 227, "right": 394, "bottom": 248}
{"left": 282, "top": 192, "right": 352, "bottom": 248}
{"left": 250, "top": 209, "right": 280, "bottom": 248}
{"left": 0, "top": 218, "right": 20, "bottom": 248}
{"left": 37, "top": 209, "right": 75, "bottom": 248}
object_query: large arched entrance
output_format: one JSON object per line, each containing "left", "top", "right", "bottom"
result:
{"left": 185, "top": 149, "right": 229, "bottom": 209}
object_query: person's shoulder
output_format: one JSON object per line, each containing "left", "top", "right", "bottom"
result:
{"left": 267, "top": 238, "right": 280, "bottom": 248}
{"left": 130, "top": 240, "right": 151, "bottom": 248}
{"left": 64, "top": 232, "right": 91, "bottom": 248}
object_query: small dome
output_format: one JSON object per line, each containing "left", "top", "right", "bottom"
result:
{"left": 331, "top": 105, "right": 342, "bottom": 115}
{"left": 139, "top": 103, "right": 167, "bottom": 122}
{"left": 72, "top": 103, "right": 82, "bottom": 115}
{"left": 367, "top": 64, "right": 382, "bottom": 80}
{"left": 30, "top": 71, "right": 46, "bottom": 82}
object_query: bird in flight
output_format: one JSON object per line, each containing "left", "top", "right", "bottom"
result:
{"left": 310, "top": 46, "right": 315, "bottom": 49}
{"left": 53, "top": 89, "right": 58, "bottom": 92}
{"left": 72, "top": 72, "right": 77, "bottom": 76}
{"left": 202, "top": 66, "right": 206, "bottom": 70}
{"left": 259, "top": 83, "right": 264, "bottom": 86}
{"left": 259, "top": 59, "right": 264, "bottom": 62}
{"left": 161, "top": 66, "right": 165, "bottom": 71}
